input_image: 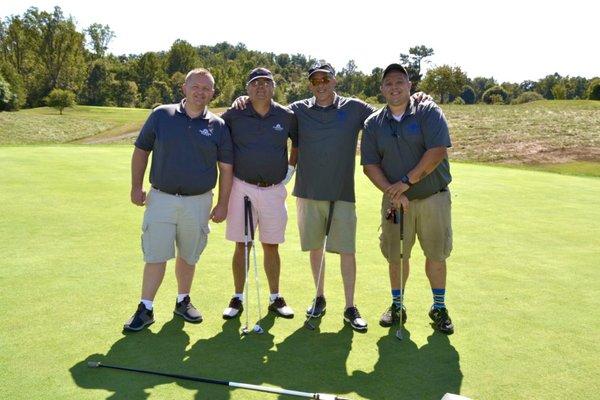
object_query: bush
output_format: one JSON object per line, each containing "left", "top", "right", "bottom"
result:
{"left": 452, "top": 97, "right": 466, "bottom": 105}
{"left": 0, "top": 74, "right": 13, "bottom": 111}
{"left": 460, "top": 85, "right": 476, "bottom": 104}
{"left": 482, "top": 85, "right": 509, "bottom": 104}
{"left": 45, "top": 89, "right": 76, "bottom": 114}
{"left": 512, "top": 91, "right": 544, "bottom": 104}
{"left": 587, "top": 79, "right": 600, "bottom": 100}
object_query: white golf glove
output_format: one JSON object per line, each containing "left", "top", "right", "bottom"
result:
{"left": 282, "top": 165, "right": 296, "bottom": 185}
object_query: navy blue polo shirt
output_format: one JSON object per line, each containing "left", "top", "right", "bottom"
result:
{"left": 135, "top": 101, "right": 233, "bottom": 195}
{"left": 361, "top": 99, "right": 452, "bottom": 200}
{"left": 222, "top": 101, "right": 298, "bottom": 185}
{"left": 289, "top": 94, "right": 376, "bottom": 202}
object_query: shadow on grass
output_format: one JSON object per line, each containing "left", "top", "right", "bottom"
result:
{"left": 352, "top": 330, "right": 463, "bottom": 399}
{"left": 71, "top": 317, "right": 461, "bottom": 399}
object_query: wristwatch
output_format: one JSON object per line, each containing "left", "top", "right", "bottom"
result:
{"left": 401, "top": 175, "right": 413, "bottom": 187}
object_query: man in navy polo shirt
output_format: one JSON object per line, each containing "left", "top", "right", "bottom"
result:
{"left": 361, "top": 63, "right": 454, "bottom": 334}
{"left": 123, "top": 68, "right": 234, "bottom": 332}
{"left": 221, "top": 68, "right": 298, "bottom": 320}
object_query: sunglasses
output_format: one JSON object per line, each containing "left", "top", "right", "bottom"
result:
{"left": 309, "top": 77, "right": 331, "bottom": 86}
{"left": 249, "top": 79, "right": 273, "bottom": 87}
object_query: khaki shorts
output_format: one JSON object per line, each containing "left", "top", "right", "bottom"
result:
{"left": 380, "top": 190, "right": 452, "bottom": 263}
{"left": 141, "top": 188, "right": 213, "bottom": 265}
{"left": 296, "top": 197, "right": 356, "bottom": 254}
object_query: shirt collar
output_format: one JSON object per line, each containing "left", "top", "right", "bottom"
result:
{"left": 243, "top": 100, "right": 276, "bottom": 118}
{"left": 308, "top": 93, "right": 340, "bottom": 109}
{"left": 383, "top": 98, "right": 416, "bottom": 121}
{"left": 177, "top": 99, "right": 208, "bottom": 119}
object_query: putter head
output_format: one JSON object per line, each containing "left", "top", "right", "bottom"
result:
{"left": 395, "top": 328, "right": 403, "bottom": 340}
{"left": 304, "top": 320, "right": 316, "bottom": 330}
{"left": 253, "top": 324, "right": 264, "bottom": 334}
{"left": 87, "top": 361, "right": 101, "bottom": 368}
{"left": 241, "top": 326, "right": 249, "bottom": 336}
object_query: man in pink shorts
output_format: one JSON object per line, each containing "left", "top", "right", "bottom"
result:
{"left": 221, "top": 68, "right": 298, "bottom": 319}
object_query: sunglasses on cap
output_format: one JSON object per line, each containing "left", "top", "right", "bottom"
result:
{"left": 309, "top": 76, "right": 331, "bottom": 86}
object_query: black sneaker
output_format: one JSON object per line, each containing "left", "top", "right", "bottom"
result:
{"left": 174, "top": 295, "right": 203, "bottom": 323}
{"left": 429, "top": 307, "right": 454, "bottom": 335}
{"left": 268, "top": 296, "right": 294, "bottom": 318}
{"left": 305, "top": 295, "right": 326, "bottom": 318}
{"left": 123, "top": 303, "right": 155, "bottom": 332}
{"left": 222, "top": 297, "right": 243, "bottom": 319}
{"left": 343, "top": 306, "right": 368, "bottom": 331}
{"left": 379, "top": 303, "right": 407, "bottom": 327}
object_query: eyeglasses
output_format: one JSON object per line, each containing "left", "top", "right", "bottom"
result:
{"left": 309, "top": 77, "right": 331, "bottom": 86}
{"left": 249, "top": 79, "right": 273, "bottom": 88}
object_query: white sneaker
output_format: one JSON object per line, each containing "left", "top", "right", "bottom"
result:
{"left": 268, "top": 296, "right": 294, "bottom": 318}
{"left": 222, "top": 297, "right": 243, "bottom": 319}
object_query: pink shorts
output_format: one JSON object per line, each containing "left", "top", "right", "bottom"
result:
{"left": 226, "top": 177, "right": 288, "bottom": 244}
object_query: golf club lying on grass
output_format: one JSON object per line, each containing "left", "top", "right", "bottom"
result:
{"left": 88, "top": 361, "right": 351, "bottom": 399}
{"left": 304, "top": 201, "right": 334, "bottom": 331}
{"left": 242, "top": 196, "right": 263, "bottom": 335}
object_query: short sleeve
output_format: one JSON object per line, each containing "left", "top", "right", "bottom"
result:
{"left": 422, "top": 105, "right": 452, "bottom": 149}
{"left": 288, "top": 112, "right": 298, "bottom": 148}
{"left": 134, "top": 111, "right": 157, "bottom": 151}
{"left": 360, "top": 101, "right": 378, "bottom": 123}
{"left": 360, "top": 121, "right": 382, "bottom": 165}
{"left": 217, "top": 124, "right": 234, "bottom": 164}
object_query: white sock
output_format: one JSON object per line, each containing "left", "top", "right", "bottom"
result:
{"left": 141, "top": 299, "right": 153, "bottom": 310}
{"left": 177, "top": 293, "right": 189, "bottom": 303}
{"left": 269, "top": 293, "right": 280, "bottom": 302}
{"left": 234, "top": 293, "right": 244, "bottom": 301}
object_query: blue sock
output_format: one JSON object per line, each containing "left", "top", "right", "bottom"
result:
{"left": 392, "top": 289, "right": 403, "bottom": 307}
{"left": 432, "top": 288, "right": 446, "bottom": 310}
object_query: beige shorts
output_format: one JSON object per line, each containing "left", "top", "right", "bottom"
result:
{"left": 380, "top": 190, "right": 452, "bottom": 263}
{"left": 296, "top": 197, "right": 356, "bottom": 254}
{"left": 141, "top": 188, "right": 213, "bottom": 265}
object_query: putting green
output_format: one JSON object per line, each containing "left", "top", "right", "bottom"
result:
{"left": 1, "top": 146, "right": 598, "bottom": 399}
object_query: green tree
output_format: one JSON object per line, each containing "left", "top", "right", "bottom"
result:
{"left": 144, "top": 80, "right": 172, "bottom": 107}
{"left": 135, "top": 51, "right": 165, "bottom": 95}
{"left": 471, "top": 77, "right": 497, "bottom": 101}
{"left": 482, "top": 85, "right": 509, "bottom": 104}
{"left": 420, "top": 65, "right": 467, "bottom": 103}
{"left": 0, "top": 73, "right": 14, "bottom": 110}
{"left": 460, "top": 85, "right": 476, "bottom": 104}
{"left": 166, "top": 39, "right": 199, "bottom": 76}
{"left": 81, "top": 59, "right": 113, "bottom": 105}
{"left": 536, "top": 73, "right": 562, "bottom": 99}
{"left": 551, "top": 83, "right": 567, "bottom": 100}
{"left": 169, "top": 71, "right": 185, "bottom": 102}
{"left": 399, "top": 45, "right": 434, "bottom": 90}
{"left": 85, "top": 23, "right": 115, "bottom": 58}
{"left": 111, "top": 80, "right": 138, "bottom": 107}
{"left": 45, "top": 88, "right": 75, "bottom": 114}
{"left": 586, "top": 78, "right": 600, "bottom": 100}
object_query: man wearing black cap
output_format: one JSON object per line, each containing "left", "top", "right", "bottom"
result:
{"left": 361, "top": 63, "right": 454, "bottom": 334}
{"left": 221, "top": 68, "right": 298, "bottom": 320}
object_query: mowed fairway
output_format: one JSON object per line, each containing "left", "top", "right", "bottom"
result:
{"left": 1, "top": 146, "right": 599, "bottom": 400}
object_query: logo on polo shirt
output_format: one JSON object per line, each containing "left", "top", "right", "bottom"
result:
{"left": 272, "top": 123, "right": 284, "bottom": 132}
{"left": 198, "top": 128, "right": 213, "bottom": 136}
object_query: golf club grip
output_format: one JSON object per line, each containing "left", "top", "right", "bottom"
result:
{"left": 98, "top": 363, "right": 228, "bottom": 386}
{"left": 248, "top": 199, "right": 255, "bottom": 241}
{"left": 399, "top": 205, "right": 404, "bottom": 237}
{"left": 244, "top": 196, "right": 249, "bottom": 236}
{"left": 325, "top": 201, "right": 335, "bottom": 235}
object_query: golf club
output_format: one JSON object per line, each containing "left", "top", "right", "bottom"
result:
{"left": 241, "top": 195, "right": 251, "bottom": 336}
{"left": 88, "top": 361, "right": 350, "bottom": 399}
{"left": 396, "top": 205, "right": 404, "bottom": 341}
{"left": 304, "top": 201, "right": 335, "bottom": 330}
{"left": 247, "top": 196, "right": 264, "bottom": 334}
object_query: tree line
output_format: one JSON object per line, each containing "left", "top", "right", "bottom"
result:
{"left": 1, "top": 6, "right": 599, "bottom": 112}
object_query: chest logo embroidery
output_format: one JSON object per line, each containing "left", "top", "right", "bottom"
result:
{"left": 198, "top": 128, "right": 213, "bottom": 137}
{"left": 272, "top": 123, "right": 284, "bottom": 132}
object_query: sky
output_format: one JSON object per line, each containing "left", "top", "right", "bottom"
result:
{"left": 1, "top": 0, "right": 599, "bottom": 83}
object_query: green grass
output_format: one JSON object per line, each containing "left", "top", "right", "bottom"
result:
{"left": 0, "top": 106, "right": 151, "bottom": 144}
{"left": 1, "top": 146, "right": 599, "bottom": 399}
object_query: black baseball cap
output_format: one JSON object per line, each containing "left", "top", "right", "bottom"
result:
{"left": 382, "top": 63, "right": 409, "bottom": 80}
{"left": 247, "top": 67, "right": 274, "bottom": 85}
{"left": 308, "top": 61, "right": 335, "bottom": 78}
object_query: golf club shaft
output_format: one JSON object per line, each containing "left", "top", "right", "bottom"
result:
{"left": 397, "top": 205, "right": 404, "bottom": 339}
{"left": 248, "top": 198, "right": 263, "bottom": 323}
{"left": 89, "top": 362, "right": 349, "bottom": 399}
{"left": 243, "top": 196, "right": 251, "bottom": 331}
{"left": 306, "top": 201, "right": 335, "bottom": 323}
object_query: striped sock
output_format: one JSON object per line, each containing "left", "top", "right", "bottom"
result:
{"left": 392, "top": 289, "right": 403, "bottom": 307}
{"left": 432, "top": 288, "right": 446, "bottom": 310}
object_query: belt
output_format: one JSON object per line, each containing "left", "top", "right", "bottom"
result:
{"left": 152, "top": 186, "right": 203, "bottom": 196}
{"left": 242, "top": 179, "right": 276, "bottom": 188}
